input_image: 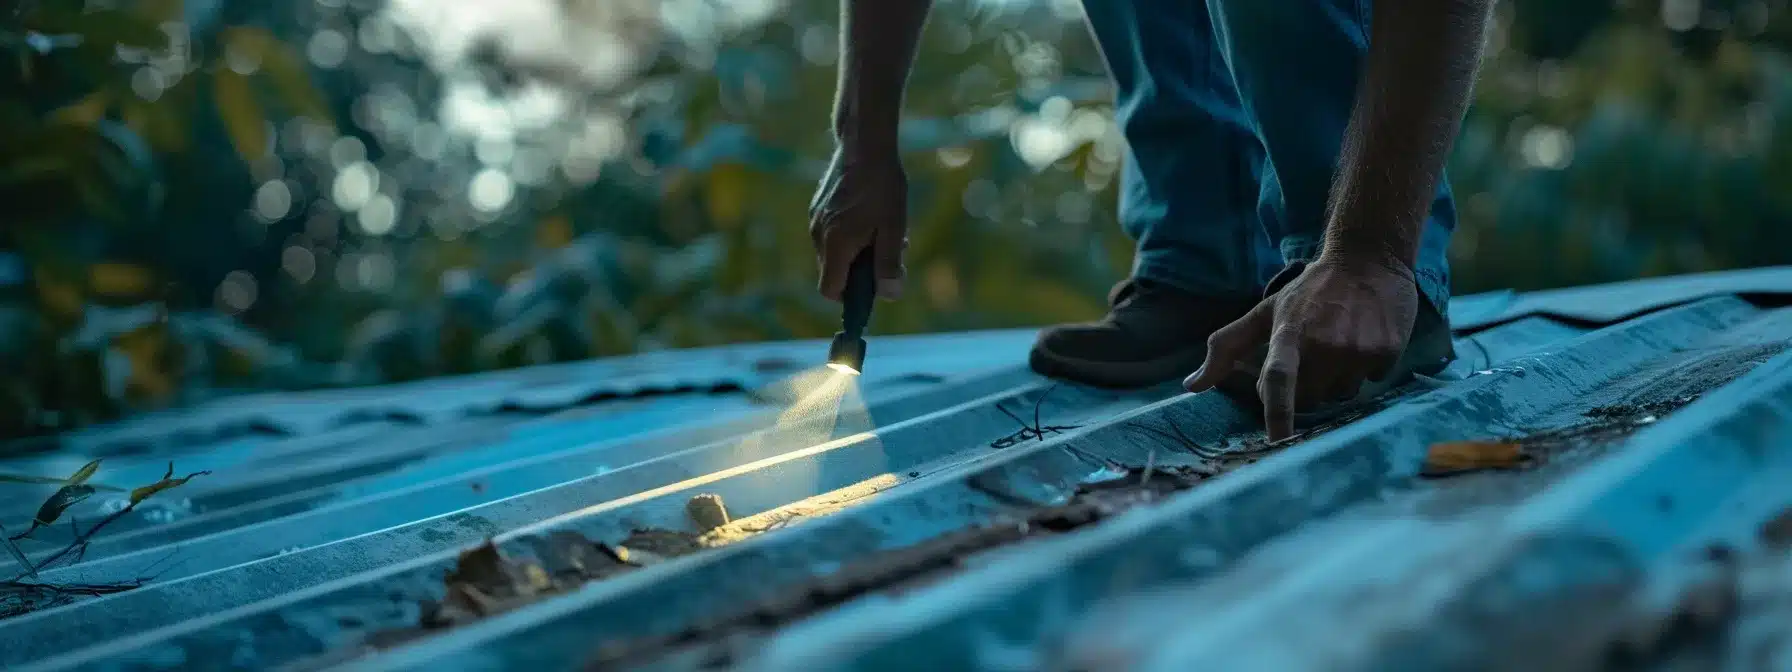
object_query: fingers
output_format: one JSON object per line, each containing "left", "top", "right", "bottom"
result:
{"left": 816, "top": 228, "right": 861, "bottom": 302}
{"left": 873, "top": 222, "right": 908, "bottom": 300}
{"left": 1259, "top": 327, "right": 1302, "bottom": 441}
{"left": 811, "top": 165, "right": 906, "bottom": 302}
{"left": 1184, "top": 299, "right": 1274, "bottom": 393}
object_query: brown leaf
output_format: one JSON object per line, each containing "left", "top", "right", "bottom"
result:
{"left": 446, "top": 583, "right": 500, "bottom": 617}
{"left": 449, "top": 541, "right": 510, "bottom": 588}
{"left": 685, "top": 493, "right": 730, "bottom": 531}
{"left": 128, "top": 462, "right": 210, "bottom": 504}
{"left": 34, "top": 484, "right": 95, "bottom": 526}
{"left": 1421, "top": 440, "right": 1533, "bottom": 478}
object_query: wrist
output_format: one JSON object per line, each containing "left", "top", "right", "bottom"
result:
{"left": 833, "top": 122, "right": 900, "bottom": 162}
{"left": 1316, "top": 239, "right": 1415, "bottom": 281}
{"left": 1319, "top": 208, "right": 1421, "bottom": 279}
{"left": 834, "top": 133, "right": 902, "bottom": 164}
{"left": 832, "top": 88, "right": 903, "bottom": 152}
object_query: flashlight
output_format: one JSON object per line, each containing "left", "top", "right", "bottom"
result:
{"left": 826, "top": 248, "right": 876, "bottom": 375}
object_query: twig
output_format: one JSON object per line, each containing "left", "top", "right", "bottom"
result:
{"left": 7, "top": 465, "right": 209, "bottom": 580}
{"left": 1, "top": 464, "right": 206, "bottom": 620}
{"left": 16, "top": 503, "right": 132, "bottom": 578}
{"left": 1126, "top": 421, "right": 1225, "bottom": 460}
{"left": 988, "top": 385, "right": 1082, "bottom": 450}
{"left": 1464, "top": 336, "right": 1494, "bottom": 371}
{"left": 1033, "top": 383, "right": 1058, "bottom": 443}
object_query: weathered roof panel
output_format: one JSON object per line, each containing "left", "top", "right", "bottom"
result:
{"left": 4, "top": 267, "right": 1791, "bottom": 672}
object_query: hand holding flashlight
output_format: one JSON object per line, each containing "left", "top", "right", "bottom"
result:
{"left": 827, "top": 248, "right": 876, "bottom": 375}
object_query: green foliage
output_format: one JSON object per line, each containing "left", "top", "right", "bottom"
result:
{"left": 1448, "top": 0, "right": 1792, "bottom": 290}
{"left": 1, "top": 0, "right": 1790, "bottom": 436}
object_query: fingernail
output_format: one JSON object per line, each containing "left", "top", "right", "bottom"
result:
{"left": 1183, "top": 367, "right": 1206, "bottom": 390}
{"left": 877, "top": 278, "right": 904, "bottom": 300}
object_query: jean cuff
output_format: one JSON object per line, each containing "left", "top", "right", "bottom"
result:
{"left": 1132, "top": 250, "right": 1262, "bottom": 301}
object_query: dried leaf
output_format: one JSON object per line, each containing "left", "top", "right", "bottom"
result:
{"left": 447, "top": 583, "right": 500, "bottom": 616}
{"left": 1421, "top": 440, "right": 1533, "bottom": 477}
{"left": 34, "top": 484, "right": 95, "bottom": 526}
{"left": 0, "top": 521, "right": 35, "bottom": 578}
{"left": 685, "top": 493, "right": 730, "bottom": 531}
{"left": 449, "top": 541, "right": 510, "bottom": 588}
{"left": 128, "top": 462, "right": 210, "bottom": 504}
{"left": 66, "top": 458, "right": 101, "bottom": 486}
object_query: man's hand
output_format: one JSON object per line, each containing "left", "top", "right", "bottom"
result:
{"left": 1180, "top": 0, "right": 1492, "bottom": 441}
{"left": 809, "top": 149, "right": 907, "bottom": 301}
{"left": 1183, "top": 254, "right": 1418, "bottom": 441}
{"left": 811, "top": 0, "right": 932, "bottom": 302}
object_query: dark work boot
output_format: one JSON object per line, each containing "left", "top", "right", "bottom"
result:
{"left": 1029, "top": 279, "right": 1260, "bottom": 389}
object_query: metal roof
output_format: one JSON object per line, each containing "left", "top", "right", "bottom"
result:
{"left": 4, "top": 267, "right": 1792, "bottom": 671}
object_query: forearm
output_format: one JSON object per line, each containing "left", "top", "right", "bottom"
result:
{"left": 833, "top": 0, "right": 932, "bottom": 157}
{"left": 1322, "top": 0, "right": 1493, "bottom": 269}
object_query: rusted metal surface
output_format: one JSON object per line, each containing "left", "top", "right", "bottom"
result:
{"left": 3, "top": 270, "right": 1792, "bottom": 672}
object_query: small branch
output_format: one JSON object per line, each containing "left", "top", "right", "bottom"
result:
{"left": 14, "top": 503, "right": 134, "bottom": 578}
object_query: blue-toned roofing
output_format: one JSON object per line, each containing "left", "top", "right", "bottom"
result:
{"left": 3, "top": 267, "right": 1792, "bottom": 671}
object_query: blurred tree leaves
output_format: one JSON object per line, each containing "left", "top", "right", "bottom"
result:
{"left": 0, "top": 0, "right": 334, "bottom": 436}
{"left": 211, "top": 68, "right": 267, "bottom": 160}
{"left": 4, "top": 0, "right": 1792, "bottom": 439}
{"left": 219, "top": 26, "right": 332, "bottom": 122}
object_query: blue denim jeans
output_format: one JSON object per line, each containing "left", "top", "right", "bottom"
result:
{"left": 1083, "top": 0, "right": 1455, "bottom": 316}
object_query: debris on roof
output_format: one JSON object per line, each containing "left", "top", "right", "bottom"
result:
{"left": 2, "top": 267, "right": 1792, "bottom": 672}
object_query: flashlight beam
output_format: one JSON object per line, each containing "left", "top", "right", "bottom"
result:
{"left": 515, "top": 381, "right": 1137, "bottom": 548}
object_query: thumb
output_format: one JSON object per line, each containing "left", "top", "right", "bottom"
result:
{"left": 1184, "top": 299, "right": 1274, "bottom": 393}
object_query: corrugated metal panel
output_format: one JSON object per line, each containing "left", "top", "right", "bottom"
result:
{"left": 3, "top": 268, "right": 1790, "bottom": 672}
